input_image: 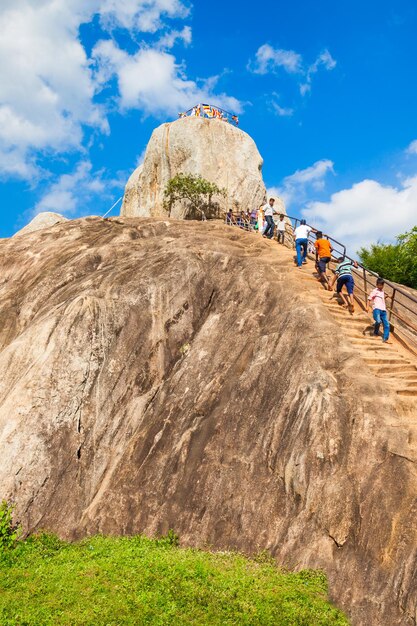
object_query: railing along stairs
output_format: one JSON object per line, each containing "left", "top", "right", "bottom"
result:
{"left": 222, "top": 212, "right": 417, "bottom": 357}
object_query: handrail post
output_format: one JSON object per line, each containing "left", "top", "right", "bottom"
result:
{"left": 389, "top": 288, "right": 396, "bottom": 324}
{"left": 221, "top": 210, "right": 417, "bottom": 354}
{"left": 363, "top": 268, "right": 368, "bottom": 310}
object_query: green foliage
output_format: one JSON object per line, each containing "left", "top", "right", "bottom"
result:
{"left": 396, "top": 227, "right": 417, "bottom": 288}
{"left": 359, "top": 226, "right": 417, "bottom": 289}
{"left": 164, "top": 173, "right": 226, "bottom": 219}
{"left": 156, "top": 528, "right": 180, "bottom": 548}
{"left": 0, "top": 501, "right": 20, "bottom": 552}
{"left": 359, "top": 242, "right": 400, "bottom": 281}
{"left": 252, "top": 548, "right": 276, "bottom": 566}
{"left": 25, "top": 532, "right": 66, "bottom": 556}
{"left": 0, "top": 534, "right": 349, "bottom": 625}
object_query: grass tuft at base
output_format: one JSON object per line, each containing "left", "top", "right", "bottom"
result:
{"left": 0, "top": 533, "right": 349, "bottom": 625}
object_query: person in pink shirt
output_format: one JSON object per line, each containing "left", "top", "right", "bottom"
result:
{"left": 366, "top": 278, "right": 391, "bottom": 343}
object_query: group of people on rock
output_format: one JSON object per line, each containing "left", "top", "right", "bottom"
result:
{"left": 226, "top": 198, "right": 287, "bottom": 244}
{"left": 178, "top": 105, "right": 239, "bottom": 125}
{"left": 292, "top": 217, "right": 391, "bottom": 342}
{"left": 226, "top": 197, "right": 391, "bottom": 344}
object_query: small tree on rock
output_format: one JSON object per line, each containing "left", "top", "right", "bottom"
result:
{"left": 164, "top": 173, "right": 225, "bottom": 219}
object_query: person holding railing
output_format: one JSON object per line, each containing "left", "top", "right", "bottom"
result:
{"left": 250, "top": 208, "right": 258, "bottom": 228}
{"left": 294, "top": 219, "right": 313, "bottom": 267}
{"left": 314, "top": 231, "right": 333, "bottom": 288}
{"left": 226, "top": 209, "right": 235, "bottom": 225}
{"left": 366, "top": 278, "right": 391, "bottom": 343}
{"left": 236, "top": 211, "right": 249, "bottom": 229}
{"left": 329, "top": 256, "right": 359, "bottom": 312}
{"left": 262, "top": 198, "right": 277, "bottom": 239}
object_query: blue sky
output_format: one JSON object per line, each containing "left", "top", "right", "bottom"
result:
{"left": 1, "top": 0, "right": 417, "bottom": 252}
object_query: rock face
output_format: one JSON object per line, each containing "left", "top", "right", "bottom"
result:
{"left": 121, "top": 117, "right": 267, "bottom": 218}
{"left": 14, "top": 212, "right": 68, "bottom": 237}
{"left": 1, "top": 217, "right": 417, "bottom": 626}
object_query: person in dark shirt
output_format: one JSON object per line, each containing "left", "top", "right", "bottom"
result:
{"left": 226, "top": 209, "right": 235, "bottom": 225}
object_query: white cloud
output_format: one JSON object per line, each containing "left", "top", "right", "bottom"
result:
{"left": 0, "top": 1, "right": 110, "bottom": 179}
{"left": 285, "top": 159, "right": 335, "bottom": 186}
{"left": 273, "top": 159, "right": 334, "bottom": 206}
{"left": 98, "top": 0, "right": 189, "bottom": 33}
{"left": 271, "top": 102, "right": 294, "bottom": 117}
{"left": 0, "top": 0, "right": 241, "bottom": 181}
{"left": 249, "top": 44, "right": 303, "bottom": 75}
{"left": 158, "top": 25, "right": 192, "bottom": 49}
{"left": 93, "top": 40, "right": 241, "bottom": 116}
{"left": 406, "top": 140, "right": 417, "bottom": 155}
{"left": 303, "top": 176, "right": 417, "bottom": 254}
{"left": 300, "top": 49, "right": 337, "bottom": 95}
{"left": 33, "top": 160, "right": 122, "bottom": 216}
{"left": 249, "top": 44, "right": 336, "bottom": 98}
{"left": 0, "top": 147, "right": 38, "bottom": 179}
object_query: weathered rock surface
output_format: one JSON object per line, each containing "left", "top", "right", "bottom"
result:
{"left": 13, "top": 211, "right": 68, "bottom": 237}
{"left": 121, "top": 117, "right": 266, "bottom": 218}
{"left": 0, "top": 217, "right": 417, "bottom": 626}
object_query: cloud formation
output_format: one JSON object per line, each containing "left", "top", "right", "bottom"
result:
{"left": 271, "top": 141, "right": 417, "bottom": 255}
{"left": 0, "top": 0, "right": 238, "bottom": 181}
{"left": 93, "top": 40, "right": 241, "bottom": 116}
{"left": 0, "top": 1, "right": 107, "bottom": 179}
{"left": 98, "top": 0, "right": 189, "bottom": 32}
{"left": 157, "top": 25, "right": 192, "bottom": 49}
{"left": 270, "top": 98, "right": 294, "bottom": 117}
{"left": 406, "top": 139, "right": 417, "bottom": 155}
{"left": 249, "top": 43, "right": 336, "bottom": 94}
{"left": 269, "top": 159, "right": 334, "bottom": 207}
{"left": 33, "top": 160, "right": 123, "bottom": 216}
{"left": 249, "top": 44, "right": 303, "bottom": 75}
{"left": 303, "top": 175, "right": 417, "bottom": 255}
{"left": 300, "top": 49, "right": 337, "bottom": 95}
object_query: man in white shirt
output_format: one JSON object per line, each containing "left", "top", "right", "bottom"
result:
{"left": 294, "top": 219, "right": 313, "bottom": 267}
{"left": 262, "top": 198, "right": 276, "bottom": 239}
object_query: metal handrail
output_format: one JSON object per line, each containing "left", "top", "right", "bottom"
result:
{"left": 286, "top": 213, "right": 417, "bottom": 306}
{"left": 286, "top": 213, "right": 347, "bottom": 261}
{"left": 222, "top": 210, "right": 417, "bottom": 354}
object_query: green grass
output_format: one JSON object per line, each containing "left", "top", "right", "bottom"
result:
{"left": 0, "top": 533, "right": 349, "bottom": 625}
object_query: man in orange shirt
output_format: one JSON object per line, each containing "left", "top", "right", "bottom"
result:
{"left": 314, "top": 231, "right": 333, "bottom": 289}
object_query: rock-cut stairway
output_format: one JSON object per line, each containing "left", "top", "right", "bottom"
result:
{"left": 278, "top": 249, "right": 417, "bottom": 398}
{"left": 316, "top": 289, "right": 417, "bottom": 398}
{"left": 248, "top": 235, "right": 417, "bottom": 426}
{"left": 265, "top": 237, "right": 417, "bottom": 431}
{"left": 282, "top": 253, "right": 417, "bottom": 457}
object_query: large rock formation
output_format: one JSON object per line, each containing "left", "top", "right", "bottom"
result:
{"left": 121, "top": 117, "right": 267, "bottom": 218}
{"left": 14, "top": 212, "right": 68, "bottom": 237}
{"left": 1, "top": 217, "right": 417, "bottom": 625}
